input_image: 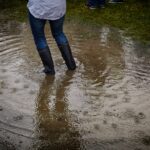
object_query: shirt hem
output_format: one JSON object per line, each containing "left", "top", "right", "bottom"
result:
{"left": 28, "top": 8, "right": 66, "bottom": 21}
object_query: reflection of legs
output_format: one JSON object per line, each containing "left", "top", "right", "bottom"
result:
{"left": 36, "top": 76, "right": 55, "bottom": 118}
{"left": 35, "top": 72, "right": 80, "bottom": 149}
{"left": 53, "top": 71, "right": 81, "bottom": 149}
{"left": 29, "top": 12, "right": 55, "bottom": 74}
{"left": 35, "top": 76, "right": 55, "bottom": 144}
{"left": 55, "top": 71, "right": 74, "bottom": 113}
{"left": 49, "top": 16, "right": 76, "bottom": 70}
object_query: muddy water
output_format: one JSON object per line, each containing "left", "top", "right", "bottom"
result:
{"left": 0, "top": 19, "right": 150, "bottom": 150}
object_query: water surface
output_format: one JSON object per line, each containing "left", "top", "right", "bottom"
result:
{"left": 0, "top": 20, "right": 150, "bottom": 150}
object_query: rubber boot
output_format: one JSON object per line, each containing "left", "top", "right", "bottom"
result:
{"left": 38, "top": 46, "right": 55, "bottom": 75}
{"left": 58, "top": 44, "right": 76, "bottom": 70}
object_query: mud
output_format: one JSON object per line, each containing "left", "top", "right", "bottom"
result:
{"left": 0, "top": 19, "right": 150, "bottom": 150}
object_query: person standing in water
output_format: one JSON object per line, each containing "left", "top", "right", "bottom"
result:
{"left": 27, "top": 0, "right": 76, "bottom": 75}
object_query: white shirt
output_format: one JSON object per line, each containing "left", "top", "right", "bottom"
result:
{"left": 27, "top": 0, "right": 66, "bottom": 20}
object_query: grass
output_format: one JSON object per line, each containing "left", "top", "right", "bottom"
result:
{"left": 67, "top": 0, "right": 150, "bottom": 44}
{"left": 0, "top": 0, "right": 150, "bottom": 44}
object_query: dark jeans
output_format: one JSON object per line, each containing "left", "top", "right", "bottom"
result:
{"left": 87, "top": 0, "right": 105, "bottom": 6}
{"left": 28, "top": 12, "right": 68, "bottom": 50}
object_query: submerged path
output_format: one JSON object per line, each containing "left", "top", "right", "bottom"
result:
{"left": 0, "top": 20, "right": 150, "bottom": 150}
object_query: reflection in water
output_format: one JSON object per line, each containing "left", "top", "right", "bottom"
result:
{"left": 100, "top": 27, "right": 110, "bottom": 47}
{"left": 34, "top": 72, "right": 81, "bottom": 149}
{"left": 122, "top": 36, "right": 150, "bottom": 83}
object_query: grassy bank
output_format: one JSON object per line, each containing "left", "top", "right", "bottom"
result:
{"left": 0, "top": 0, "right": 150, "bottom": 44}
{"left": 67, "top": 0, "right": 150, "bottom": 44}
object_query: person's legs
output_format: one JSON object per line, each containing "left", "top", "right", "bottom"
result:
{"left": 109, "top": 0, "right": 124, "bottom": 3}
{"left": 28, "top": 12, "right": 55, "bottom": 75}
{"left": 49, "top": 16, "right": 68, "bottom": 45}
{"left": 86, "top": 0, "right": 97, "bottom": 9}
{"left": 87, "top": 0, "right": 97, "bottom": 6}
{"left": 49, "top": 16, "right": 76, "bottom": 70}
{"left": 87, "top": 0, "right": 105, "bottom": 9}
{"left": 28, "top": 12, "right": 47, "bottom": 49}
{"left": 98, "top": 0, "right": 105, "bottom": 7}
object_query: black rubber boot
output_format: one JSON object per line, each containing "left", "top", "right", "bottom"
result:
{"left": 38, "top": 46, "right": 55, "bottom": 75}
{"left": 58, "top": 44, "right": 76, "bottom": 70}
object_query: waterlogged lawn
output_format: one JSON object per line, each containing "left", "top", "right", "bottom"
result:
{"left": 67, "top": 0, "right": 150, "bottom": 44}
{"left": 0, "top": 0, "right": 150, "bottom": 44}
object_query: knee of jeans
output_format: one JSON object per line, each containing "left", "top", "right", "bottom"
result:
{"left": 52, "top": 31, "right": 60, "bottom": 39}
{"left": 35, "top": 38, "right": 48, "bottom": 50}
{"left": 52, "top": 33, "right": 68, "bottom": 45}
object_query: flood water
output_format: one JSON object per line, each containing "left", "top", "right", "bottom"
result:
{"left": 0, "top": 18, "right": 150, "bottom": 150}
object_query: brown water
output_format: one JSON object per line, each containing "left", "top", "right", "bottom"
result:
{"left": 0, "top": 20, "right": 150, "bottom": 150}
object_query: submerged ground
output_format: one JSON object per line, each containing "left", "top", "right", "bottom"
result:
{"left": 0, "top": 0, "right": 150, "bottom": 150}
{"left": 0, "top": 18, "right": 150, "bottom": 150}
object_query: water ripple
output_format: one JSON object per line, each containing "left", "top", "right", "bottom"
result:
{"left": 0, "top": 21, "right": 150, "bottom": 150}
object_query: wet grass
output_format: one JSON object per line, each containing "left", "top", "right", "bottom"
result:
{"left": 0, "top": 0, "right": 150, "bottom": 44}
{"left": 0, "top": 2, "right": 27, "bottom": 22}
{"left": 67, "top": 0, "right": 150, "bottom": 44}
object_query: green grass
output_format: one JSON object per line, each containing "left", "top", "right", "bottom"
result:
{"left": 67, "top": 0, "right": 150, "bottom": 44}
{"left": 0, "top": 2, "right": 27, "bottom": 22}
{"left": 0, "top": 0, "right": 150, "bottom": 44}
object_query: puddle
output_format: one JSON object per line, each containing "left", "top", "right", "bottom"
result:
{"left": 0, "top": 19, "right": 150, "bottom": 150}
